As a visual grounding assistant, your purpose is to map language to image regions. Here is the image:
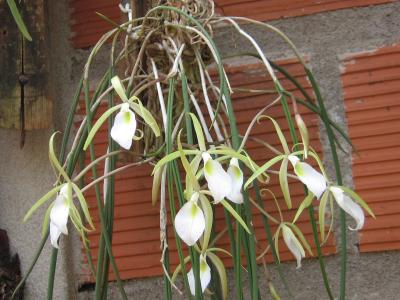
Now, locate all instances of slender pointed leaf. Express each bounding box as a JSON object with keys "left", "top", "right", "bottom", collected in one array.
[
  {"left": 337, "top": 186, "right": 375, "bottom": 218},
  {"left": 199, "top": 194, "right": 213, "bottom": 252},
  {"left": 293, "top": 192, "right": 314, "bottom": 223},
  {"left": 83, "top": 105, "right": 122, "bottom": 150},
  {"left": 244, "top": 155, "right": 285, "bottom": 189},
  {"left": 111, "top": 76, "right": 128, "bottom": 102},
  {"left": 130, "top": 100, "right": 160, "bottom": 137},
  {"left": 72, "top": 183, "right": 95, "bottom": 229},
  {"left": 23, "top": 185, "right": 62, "bottom": 222},
  {"left": 6, "top": 0, "right": 32, "bottom": 41},
  {"left": 189, "top": 113, "right": 206, "bottom": 151},
  {"left": 220, "top": 200, "right": 250, "bottom": 234},
  {"left": 279, "top": 158, "right": 292, "bottom": 209},
  {"left": 318, "top": 191, "right": 329, "bottom": 242}
]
